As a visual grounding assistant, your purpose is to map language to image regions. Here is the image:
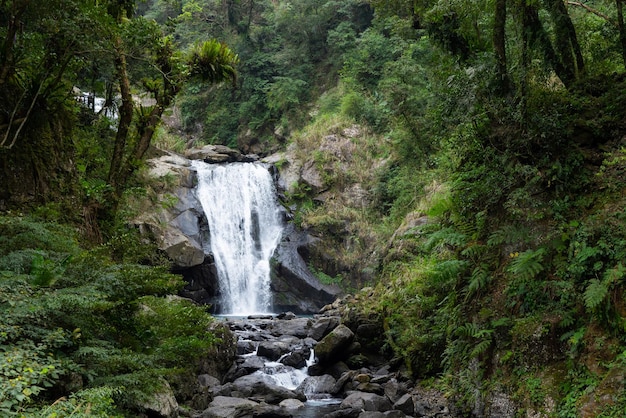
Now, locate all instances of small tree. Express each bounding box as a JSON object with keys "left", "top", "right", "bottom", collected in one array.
[{"left": 104, "top": 1, "right": 239, "bottom": 216}]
